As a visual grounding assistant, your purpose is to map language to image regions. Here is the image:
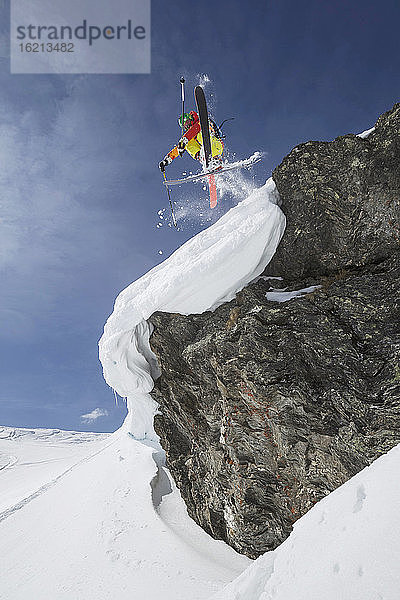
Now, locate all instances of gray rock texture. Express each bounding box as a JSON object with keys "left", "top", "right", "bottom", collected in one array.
[
  {"left": 149, "top": 103, "right": 400, "bottom": 559},
  {"left": 266, "top": 103, "right": 400, "bottom": 279}
]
